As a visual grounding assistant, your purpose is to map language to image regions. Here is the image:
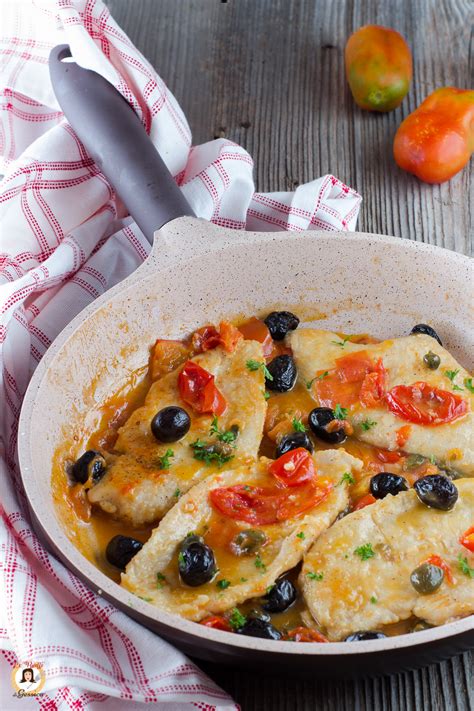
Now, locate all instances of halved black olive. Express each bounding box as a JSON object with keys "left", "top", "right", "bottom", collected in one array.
[
  {"left": 178, "top": 534, "right": 216, "bottom": 587},
  {"left": 237, "top": 618, "right": 282, "bottom": 640},
  {"left": 370, "top": 472, "right": 409, "bottom": 499},
  {"left": 106, "top": 535, "right": 143, "bottom": 570},
  {"left": 423, "top": 351, "right": 441, "bottom": 370},
  {"left": 230, "top": 529, "right": 267, "bottom": 556},
  {"left": 151, "top": 406, "right": 191, "bottom": 443},
  {"left": 264, "top": 311, "right": 300, "bottom": 341},
  {"left": 275, "top": 431, "right": 313, "bottom": 458},
  {"left": 410, "top": 562, "right": 444, "bottom": 594},
  {"left": 410, "top": 324, "right": 442, "bottom": 345},
  {"left": 345, "top": 631, "right": 387, "bottom": 641},
  {"left": 413, "top": 474, "right": 458, "bottom": 511},
  {"left": 263, "top": 577, "right": 297, "bottom": 613},
  {"left": 71, "top": 450, "right": 106, "bottom": 484},
  {"left": 265, "top": 355, "right": 297, "bottom": 392},
  {"left": 308, "top": 407, "right": 346, "bottom": 444}
]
